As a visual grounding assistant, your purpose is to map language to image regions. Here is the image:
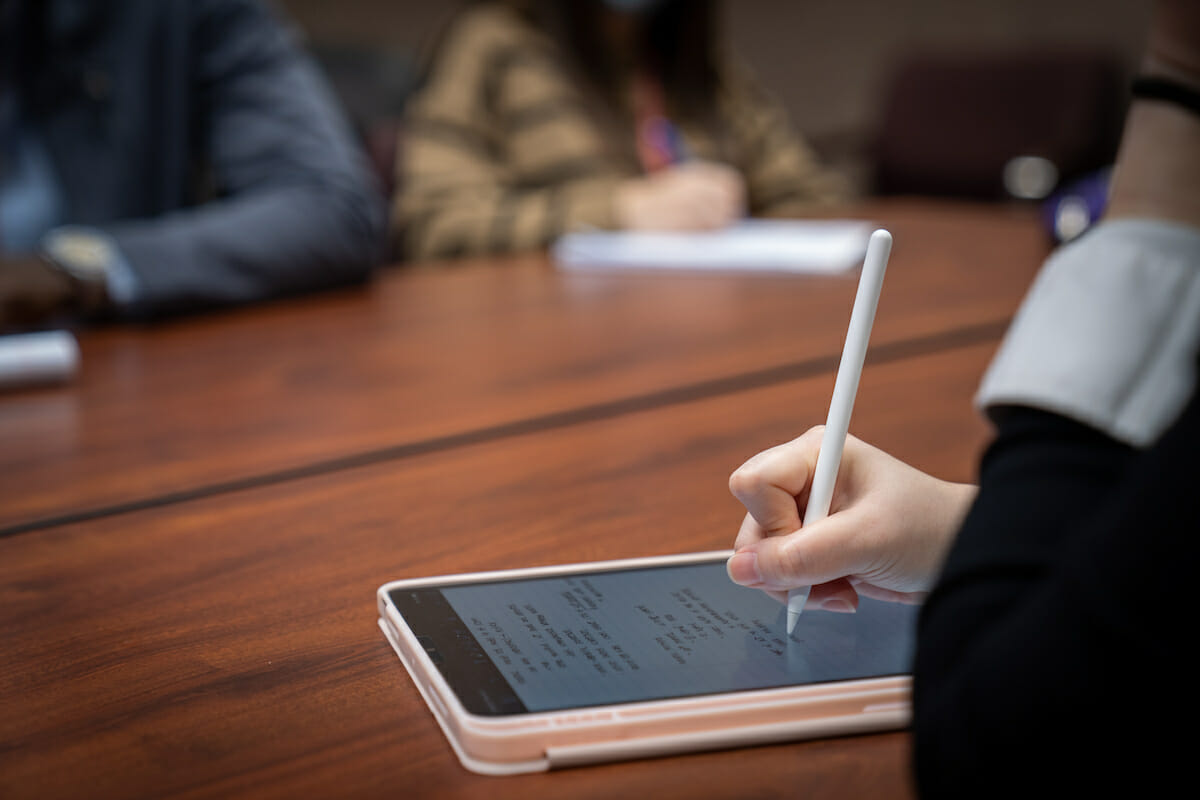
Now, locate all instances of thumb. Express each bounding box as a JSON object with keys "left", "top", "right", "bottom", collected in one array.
[{"left": 727, "top": 510, "right": 871, "bottom": 591}]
